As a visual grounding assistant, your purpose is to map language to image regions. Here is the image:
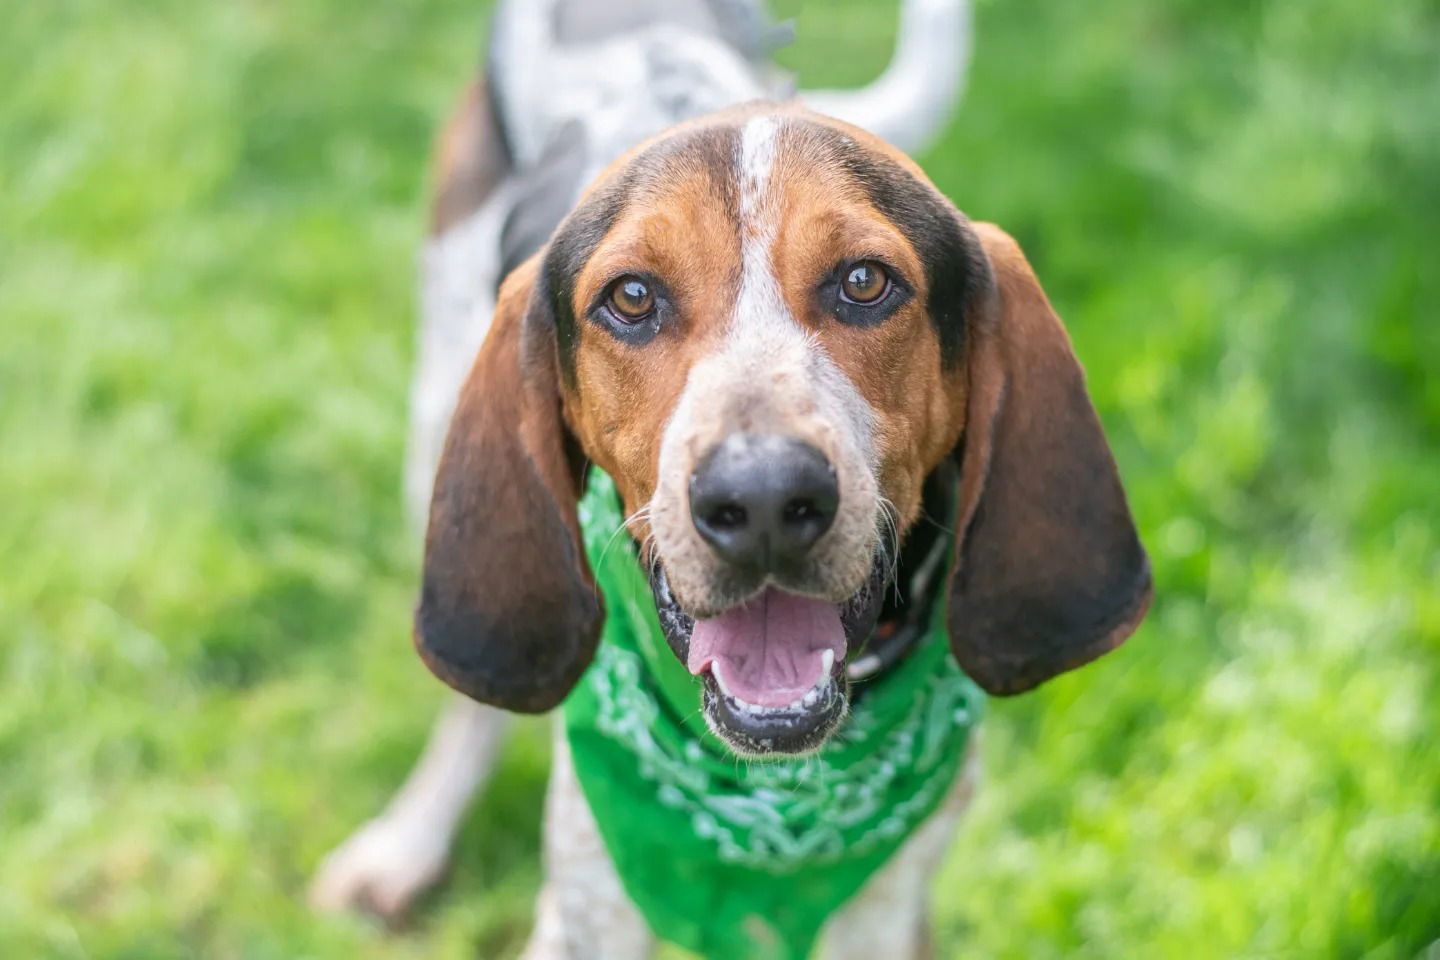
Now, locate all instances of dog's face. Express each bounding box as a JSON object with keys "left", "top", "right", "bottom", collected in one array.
[
  {"left": 555, "top": 112, "right": 979, "bottom": 751},
  {"left": 416, "top": 106, "right": 1151, "bottom": 756}
]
